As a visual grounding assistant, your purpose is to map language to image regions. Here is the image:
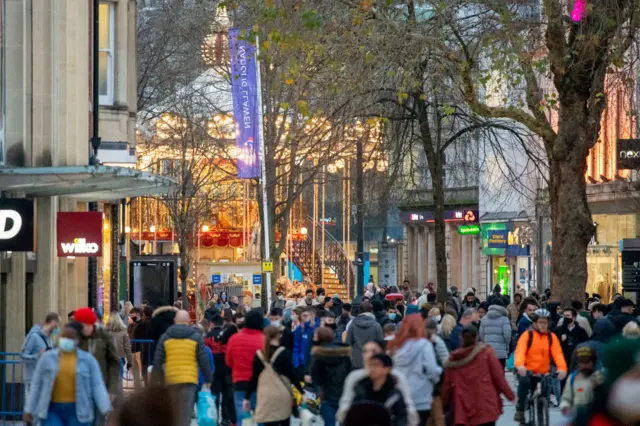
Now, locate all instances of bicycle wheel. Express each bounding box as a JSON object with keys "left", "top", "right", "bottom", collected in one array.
[
  {"left": 536, "top": 397, "right": 549, "bottom": 426},
  {"left": 526, "top": 398, "right": 536, "bottom": 426}
]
